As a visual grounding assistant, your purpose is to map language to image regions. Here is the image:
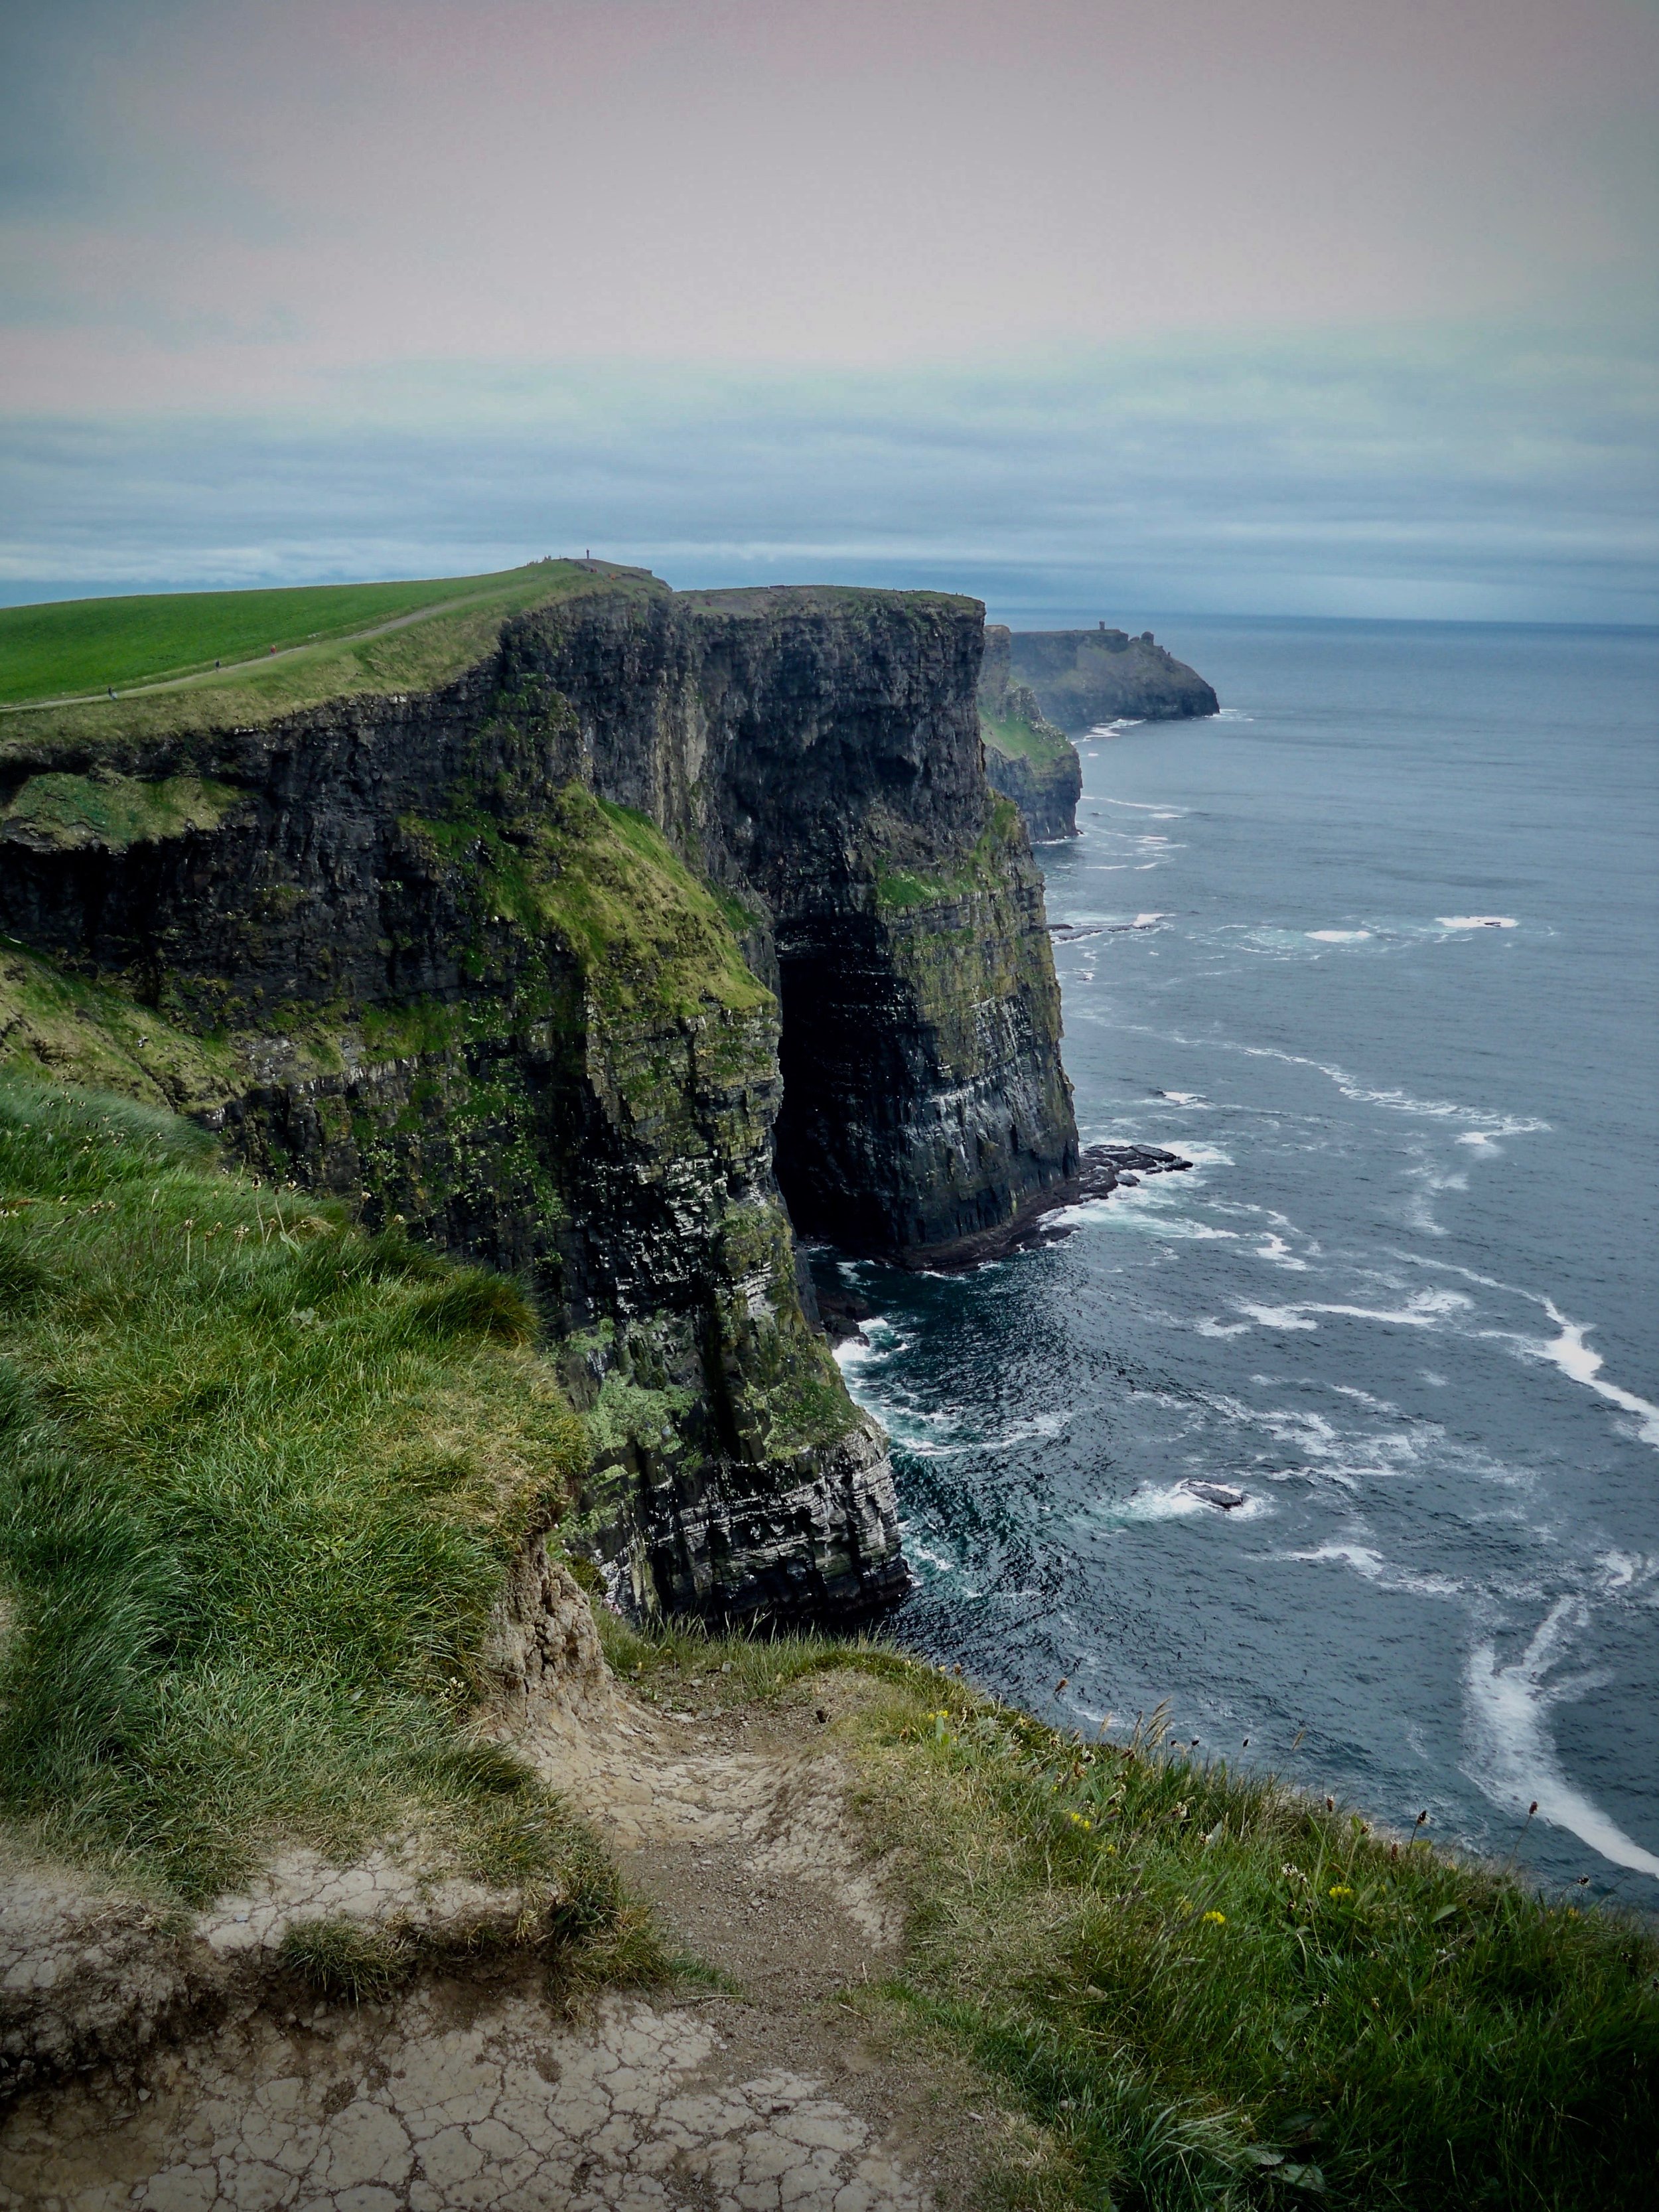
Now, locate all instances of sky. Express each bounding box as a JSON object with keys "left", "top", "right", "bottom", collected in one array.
[{"left": 2, "top": 0, "right": 1656, "bottom": 622}]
